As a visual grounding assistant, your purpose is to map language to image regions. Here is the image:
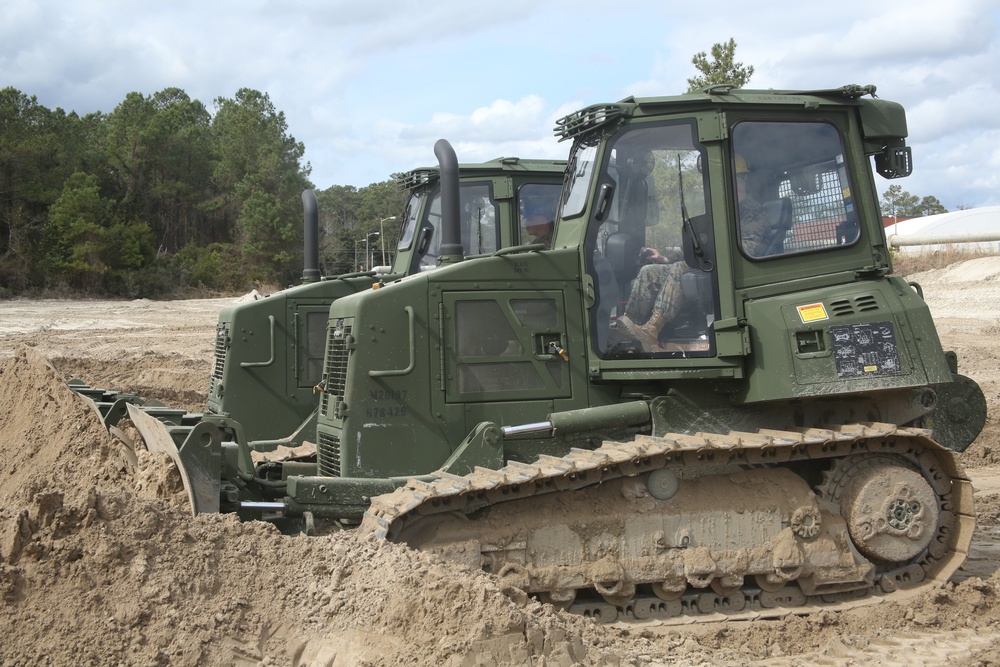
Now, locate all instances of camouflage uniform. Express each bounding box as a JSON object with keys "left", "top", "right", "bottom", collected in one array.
[
  {"left": 738, "top": 197, "right": 771, "bottom": 257},
  {"left": 623, "top": 261, "right": 687, "bottom": 331}
]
